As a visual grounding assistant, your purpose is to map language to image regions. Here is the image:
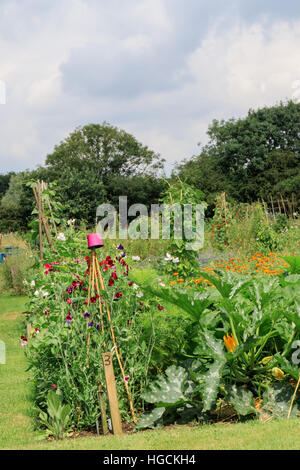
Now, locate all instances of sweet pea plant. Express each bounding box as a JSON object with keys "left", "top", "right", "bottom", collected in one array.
[{"left": 24, "top": 232, "right": 171, "bottom": 430}]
